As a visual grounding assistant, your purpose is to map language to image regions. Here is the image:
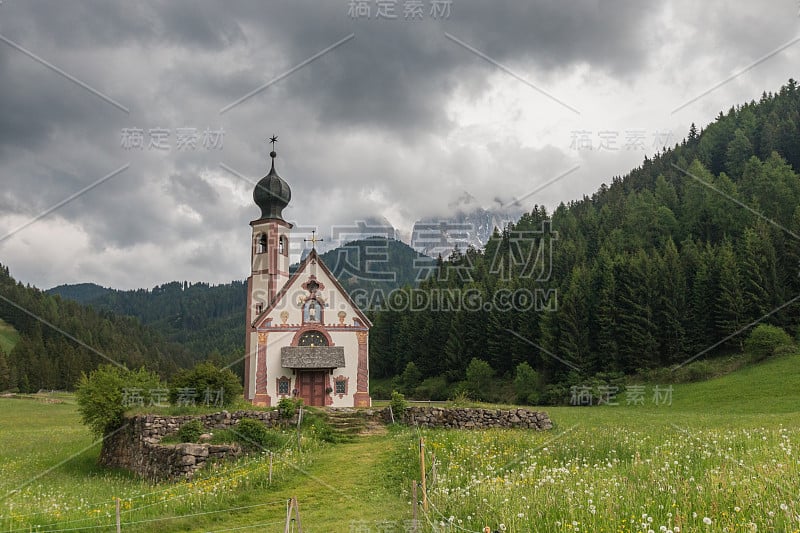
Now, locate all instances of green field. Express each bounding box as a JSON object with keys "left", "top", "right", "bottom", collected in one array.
[
  {"left": 1, "top": 353, "right": 799, "bottom": 532},
  {"left": 0, "top": 319, "right": 19, "bottom": 355}
]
